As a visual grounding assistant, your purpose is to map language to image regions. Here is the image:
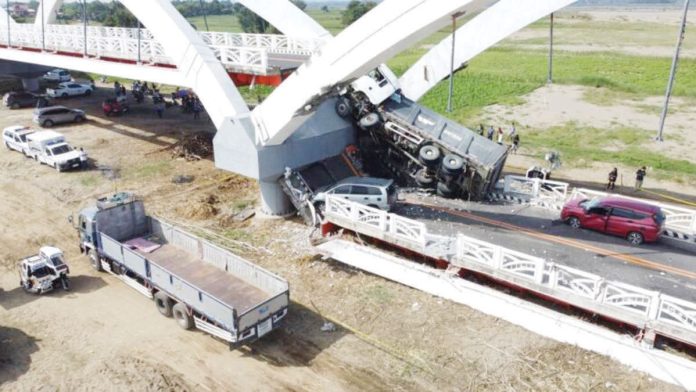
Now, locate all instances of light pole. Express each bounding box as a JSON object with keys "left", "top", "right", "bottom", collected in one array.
[
  {"left": 657, "top": 0, "right": 690, "bottom": 142},
  {"left": 548, "top": 12, "right": 554, "bottom": 84},
  {"left": 41, "top": 0, "right": 45, "bottom": 51},
  {"left": 6, "top": 0, "right": 10, "bottom": 48},
  {"left": 447, "top": 11, "right": 466, "bottom": 113},
  {"left": 82, "top": 0, "right": 87, "bottom": 57},
  {"left": 199, "top": 0, "right": 209, "bottom": 32}
]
